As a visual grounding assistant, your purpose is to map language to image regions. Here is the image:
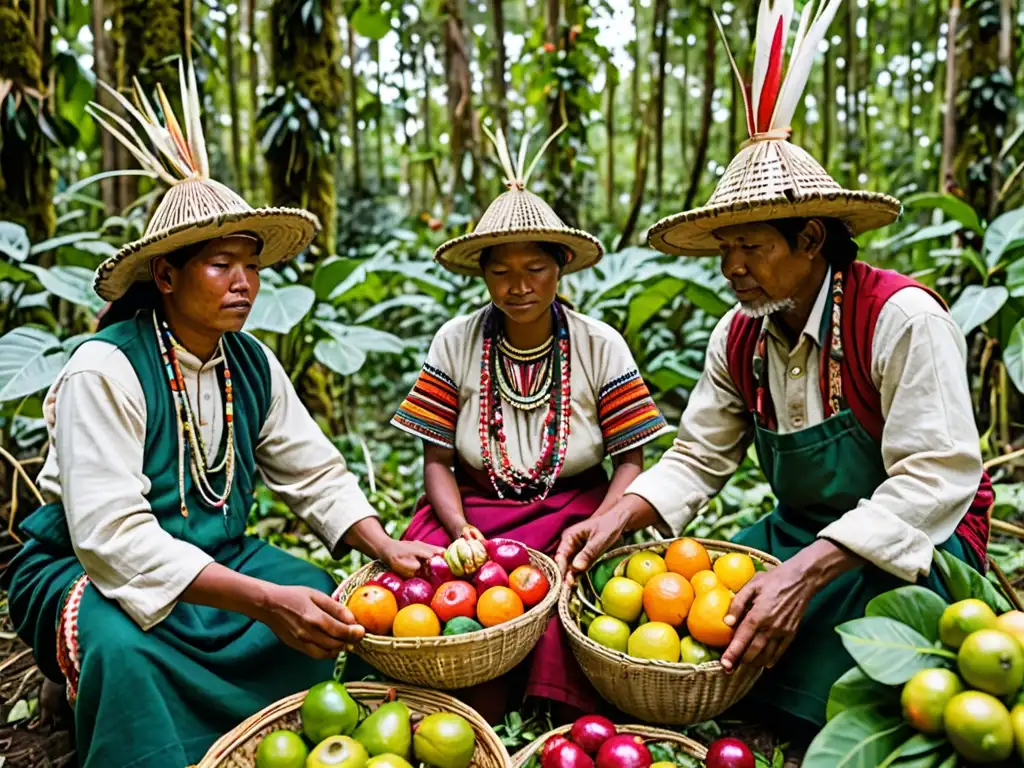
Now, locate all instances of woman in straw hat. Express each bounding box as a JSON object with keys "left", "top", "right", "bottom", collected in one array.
[
  {"left": 555, "top": 0, "right": 992, "bottom": 735},
  {"left": 1, "top": 63, "right": 440, "bottom": 768},
  {"left": 375, "top": 122, "right": 671, "bottom": 720}
]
